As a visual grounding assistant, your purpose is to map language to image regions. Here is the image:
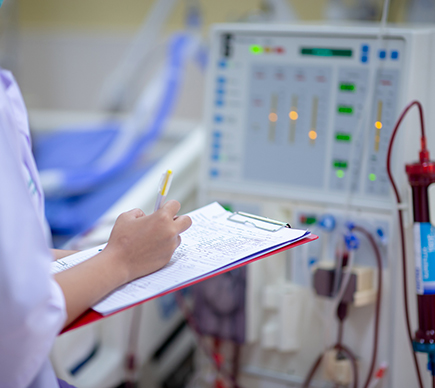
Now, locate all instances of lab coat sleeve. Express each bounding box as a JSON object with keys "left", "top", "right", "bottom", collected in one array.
[{"left": 0, "top": 83, "right": 66, "bottom": 388}]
